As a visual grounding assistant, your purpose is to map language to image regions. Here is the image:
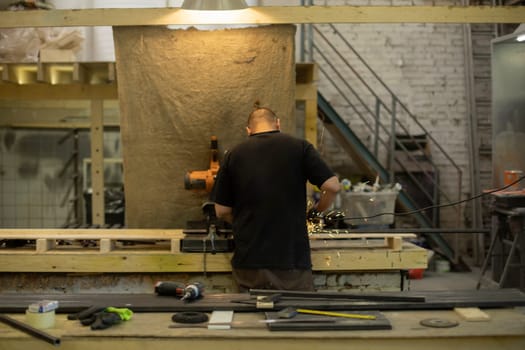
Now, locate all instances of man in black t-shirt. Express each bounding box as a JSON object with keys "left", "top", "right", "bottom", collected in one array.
[{"left": 214, "top": 106, "right": 340, "bottom": 291}]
